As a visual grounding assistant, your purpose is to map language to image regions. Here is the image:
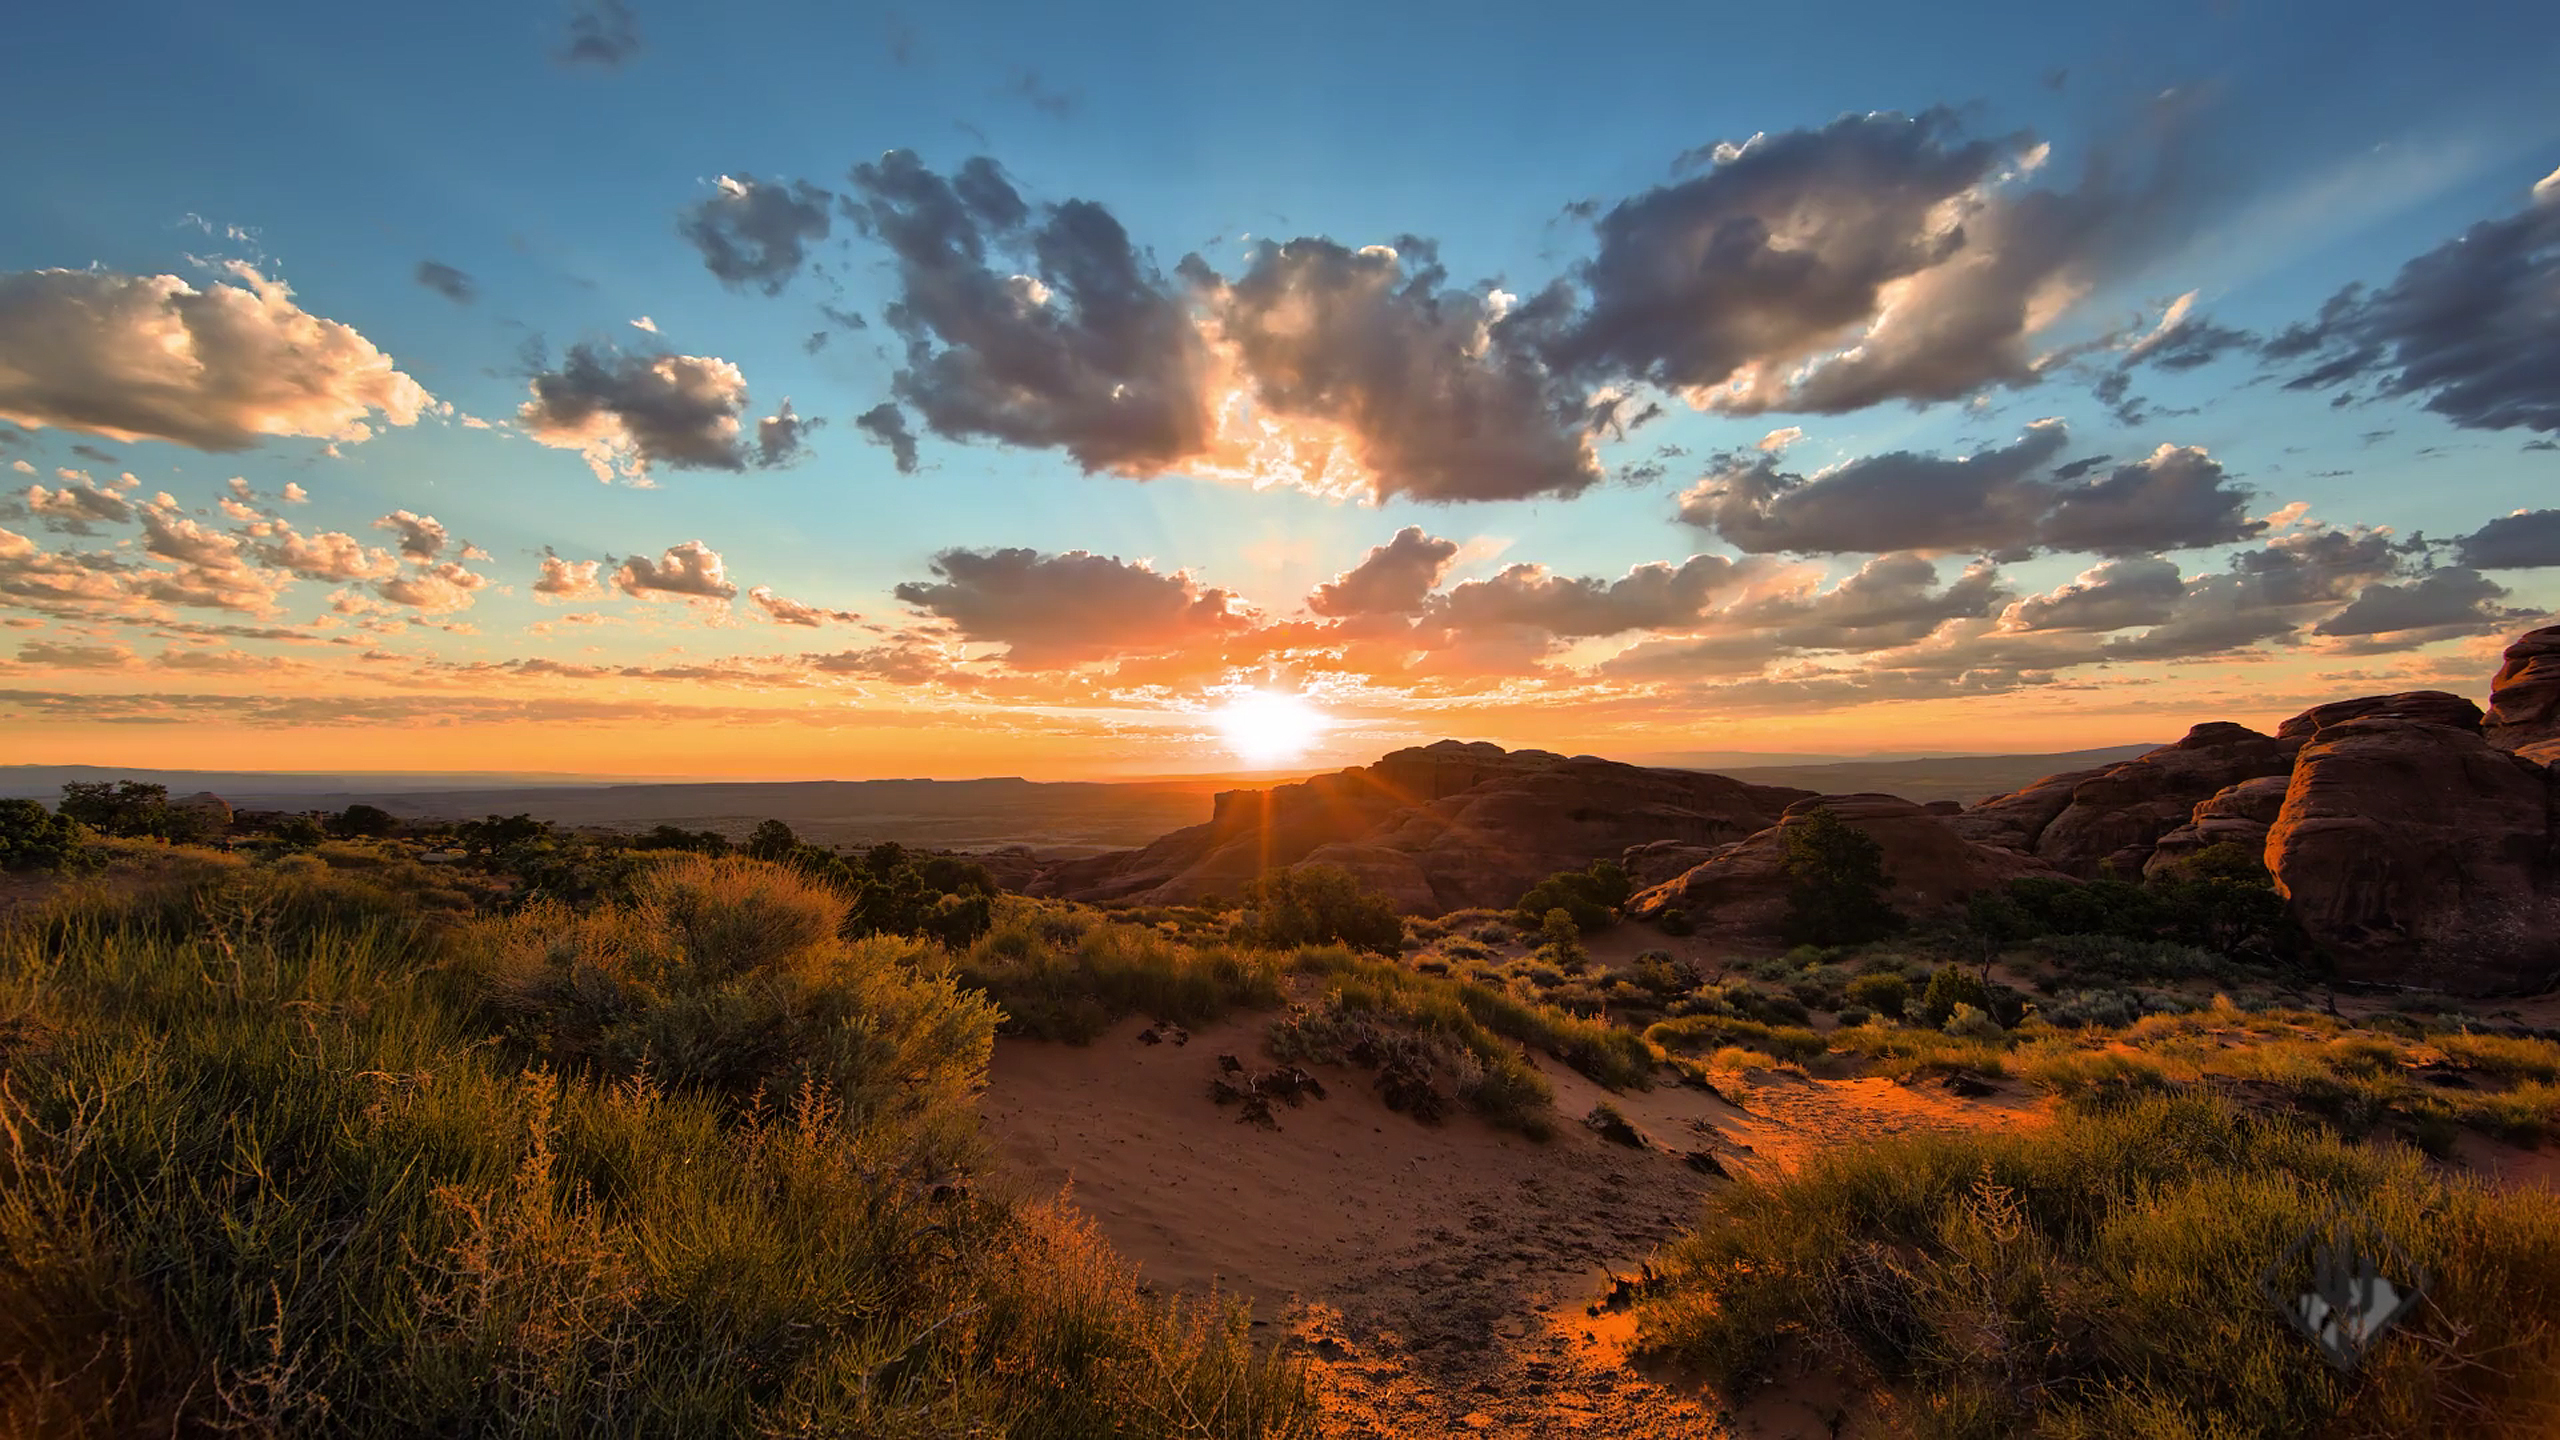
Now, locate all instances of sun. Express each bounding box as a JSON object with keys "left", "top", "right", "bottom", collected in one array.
[{"left": 1211, "top": 690, "right": 1329, "bottom": 768}]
